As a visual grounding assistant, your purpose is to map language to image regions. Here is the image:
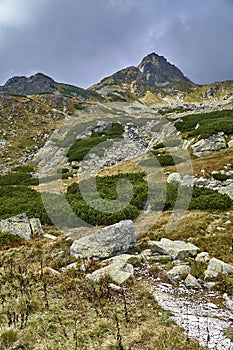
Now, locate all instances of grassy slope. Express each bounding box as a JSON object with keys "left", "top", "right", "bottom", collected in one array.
[{"left": 1, "top": 95, "right": 233, "bottom": 348}]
